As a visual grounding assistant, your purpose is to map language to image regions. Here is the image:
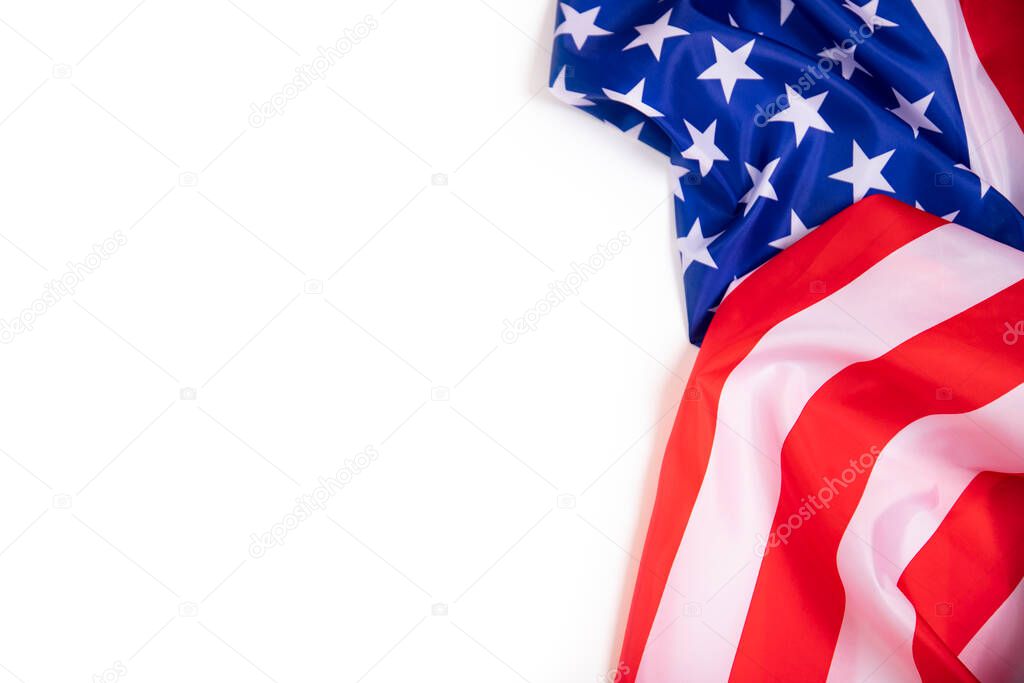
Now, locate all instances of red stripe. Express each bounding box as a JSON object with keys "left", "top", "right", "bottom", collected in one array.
[
  {"left": 618, "top": 197, "right": 946, "bottom": 680},
  {"left": 899, "top": 471, "right": 1024, "bottom": 682},
  {"left": 728, "top": 279, "right": 1024, "bottom": 682},
  {"left": 960, "top": 0, "right": 1024, "bottom": 132}
]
